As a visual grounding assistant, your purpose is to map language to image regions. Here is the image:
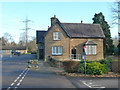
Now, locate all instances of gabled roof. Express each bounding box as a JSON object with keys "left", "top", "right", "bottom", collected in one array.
[
  {"left": 85, "top": 40, "right": 97, "bottom": 45},
  {"left": 2, "top": 46, "right": 26, "bottom": 50},
  {"left": 36, "top": 30, "right": 47, "bottom": 44},
  {"left": 44, "top": 18, "right": 71, "bottom": 37},
  {"left": 38, "top": 16, "right": 105, "bottom": 42},
  {"left": 45, "top": 17, "right": 105, "bottom": 38},
  {"left": 61, "top": 23, "right": 105, "bottom": 38}
]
